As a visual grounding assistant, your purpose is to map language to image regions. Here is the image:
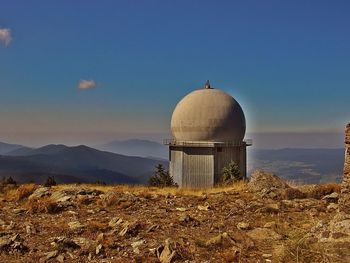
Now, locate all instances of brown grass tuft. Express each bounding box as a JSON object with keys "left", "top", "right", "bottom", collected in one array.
[
  {"left": 23, "top": 197, "right": 62, "bottom": 214},
  {"left": 274, "top": 229, "right": 342, "bottom": 263},
  {"left": 283, "top": 187, "right": 307, "bottom": 200},
  {"left": 15, "top": 184, "right": 38, "bottom": 201},
  {"left": 86, "top": 221, "right": 108, "bottom": 232},
  {"left": 307, "top": 183, "right": 341, "bottom": 200}
]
